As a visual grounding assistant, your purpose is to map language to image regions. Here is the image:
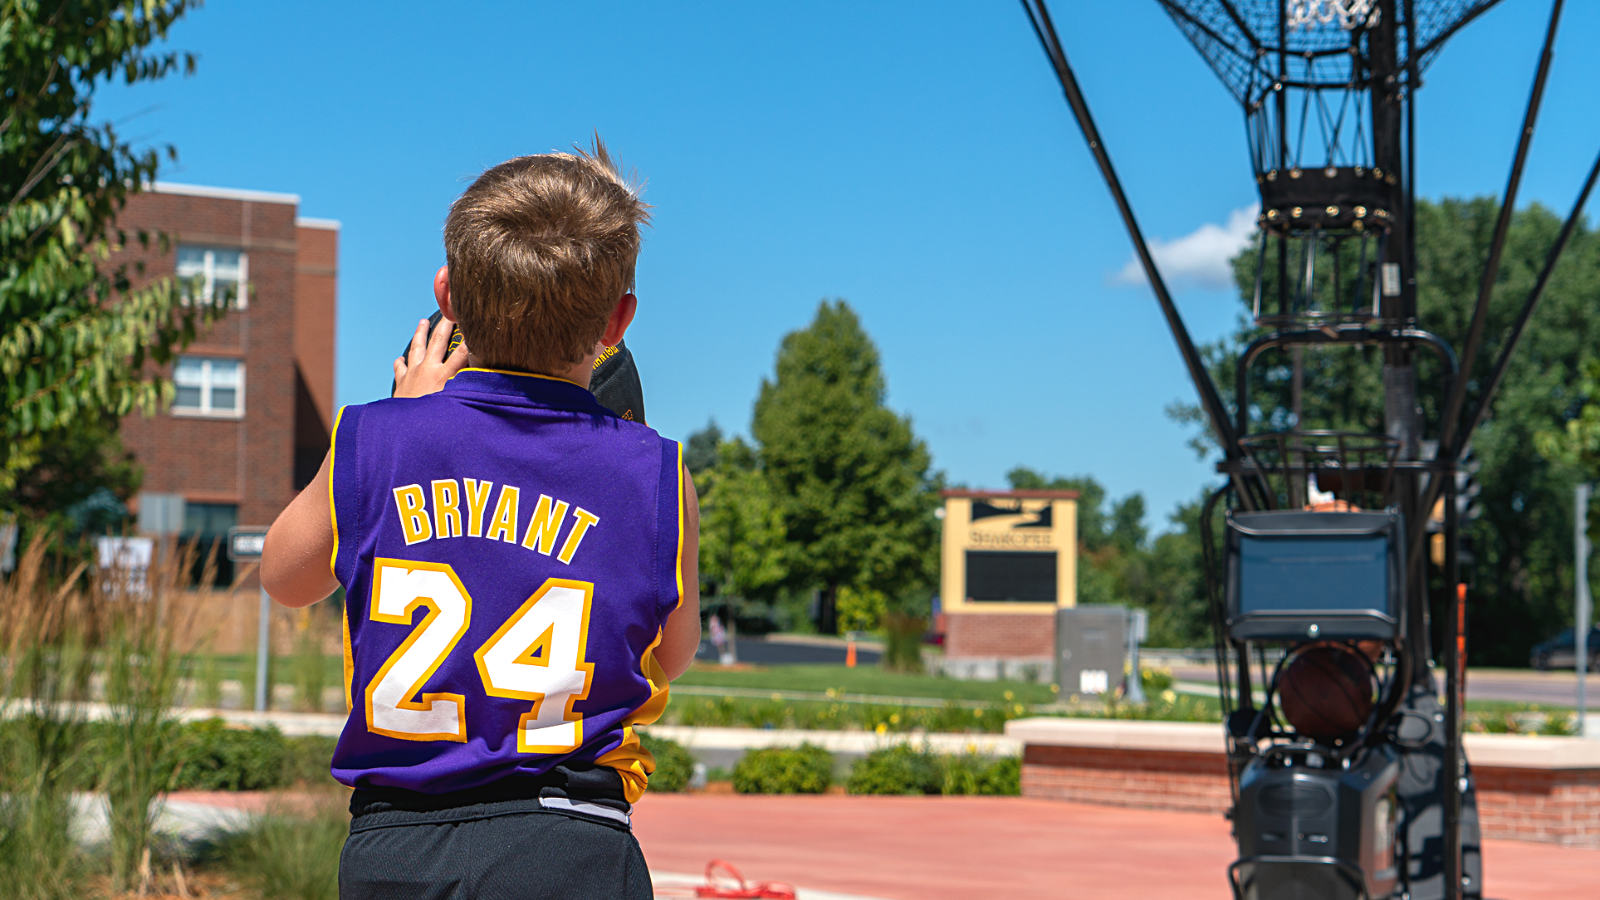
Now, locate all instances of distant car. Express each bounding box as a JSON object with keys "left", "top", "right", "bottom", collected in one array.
[{"left": 1529, "top": 626, "right": 1600, "bottom": 671}]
